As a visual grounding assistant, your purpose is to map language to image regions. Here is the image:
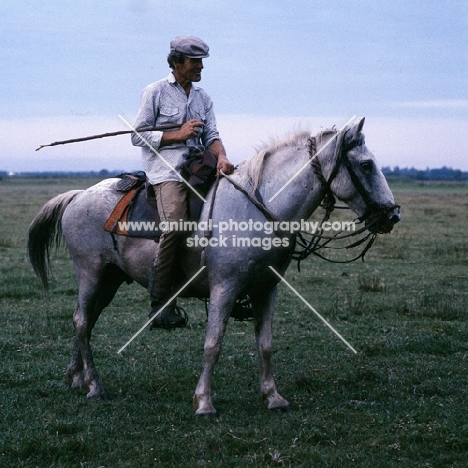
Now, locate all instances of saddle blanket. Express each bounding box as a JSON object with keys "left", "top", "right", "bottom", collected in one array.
[{"left": 104, "top": 182, "right": 162, "bottom": 240}]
